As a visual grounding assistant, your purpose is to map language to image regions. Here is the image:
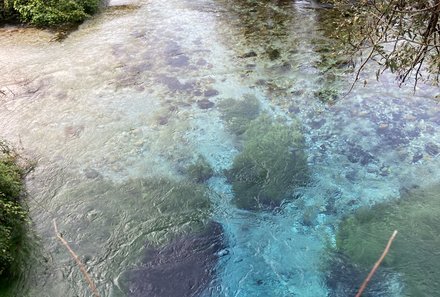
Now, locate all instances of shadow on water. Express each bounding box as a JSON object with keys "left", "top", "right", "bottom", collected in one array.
[{"left": 117, "top": 222, "right": 225, "bottom": 297}]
